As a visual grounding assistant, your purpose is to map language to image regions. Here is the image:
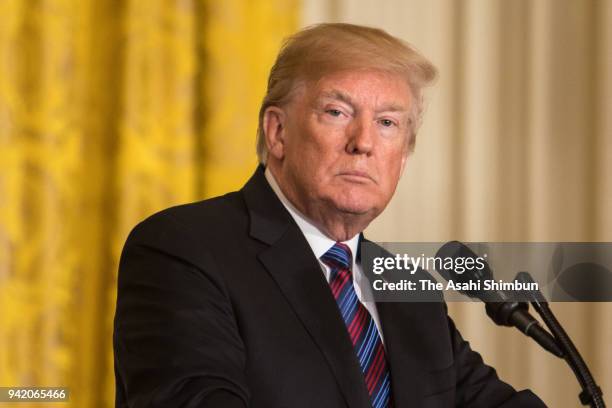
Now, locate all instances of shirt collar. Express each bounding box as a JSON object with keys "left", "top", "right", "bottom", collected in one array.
[{"left": 264, "top": 167, "right": 360, "bottom": 262}]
